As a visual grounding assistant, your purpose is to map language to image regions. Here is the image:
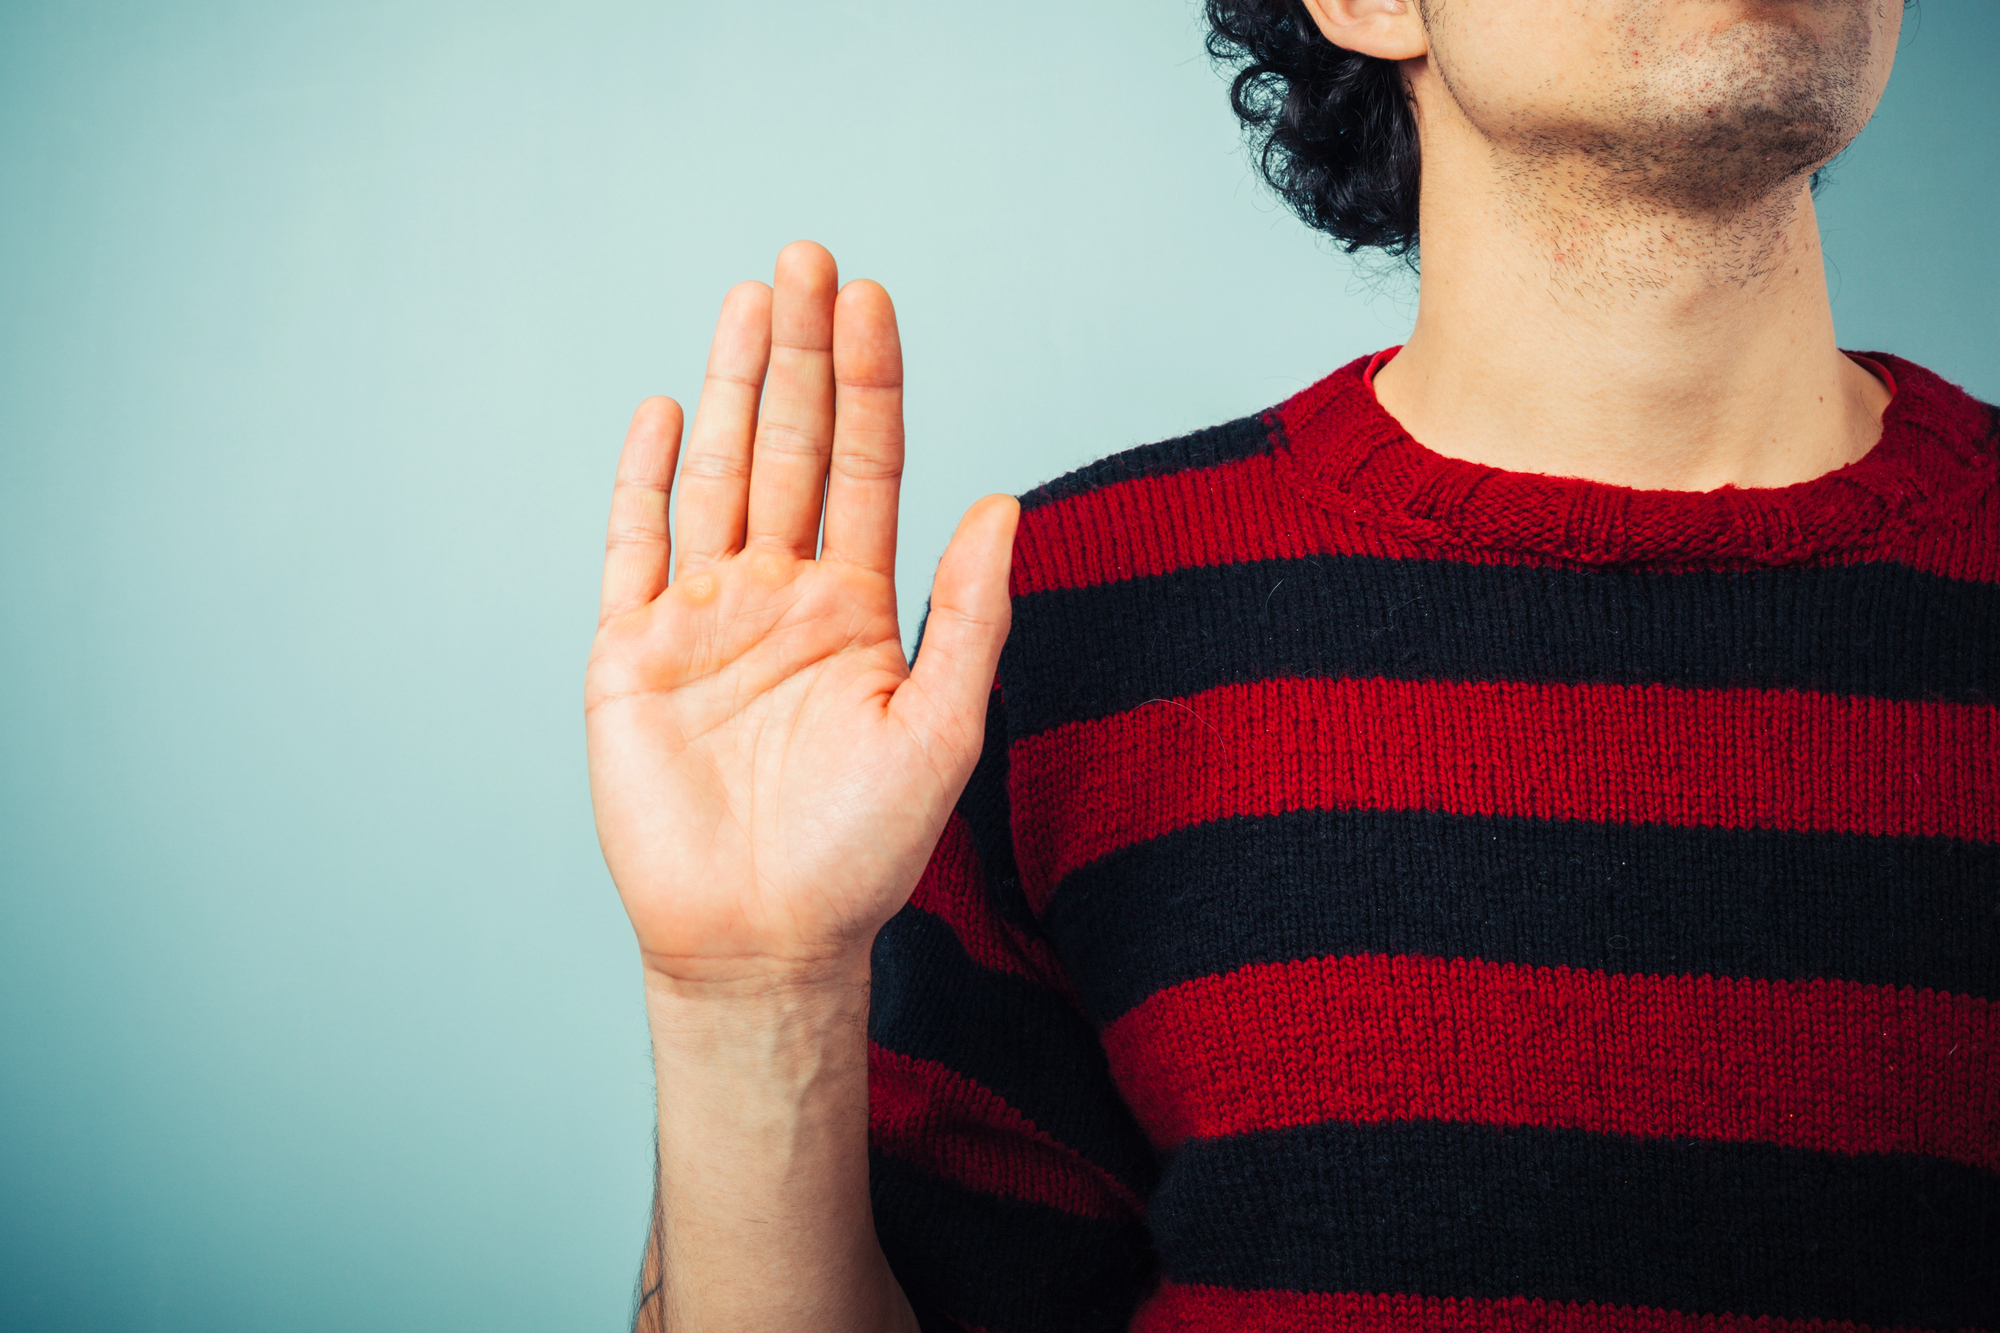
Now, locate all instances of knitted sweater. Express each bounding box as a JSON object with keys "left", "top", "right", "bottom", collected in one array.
[{"left": 867, "top": 351, "right": 2000, "bottom": 1333}]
